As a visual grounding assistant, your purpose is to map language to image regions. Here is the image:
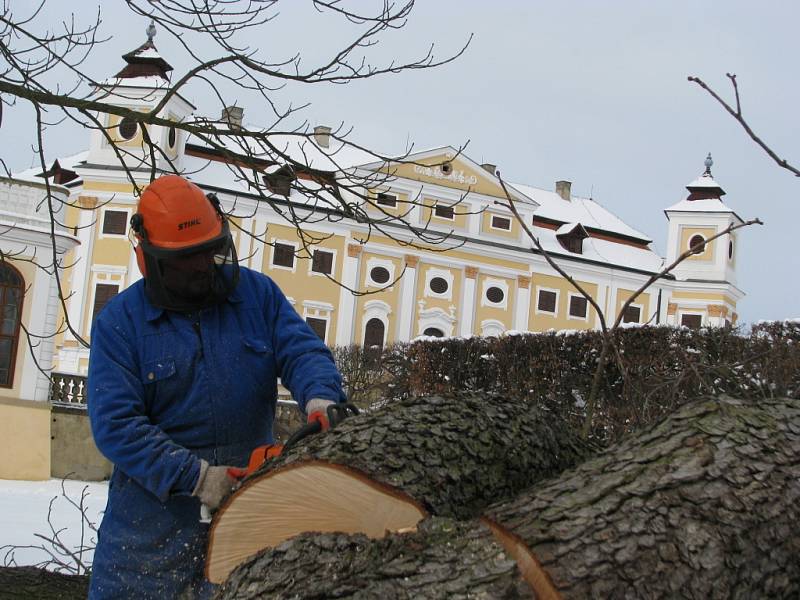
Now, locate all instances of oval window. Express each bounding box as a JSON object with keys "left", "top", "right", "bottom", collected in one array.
[
  {"left": 168, "top": 126, "right": 177, "bottom": 149},
  {"left": 440, "top": 162, "right": 453, "bottom": 175},
  {"left": 688, "top": 234, "right": 705, "bottom": 255},
  {"left": 429, "top": 276, "right": 448, "bottom": 294},
  {"left": 423, "top": 327, "right": 444, "bottom": 338},
  {"left": 728, "top": 240, "right": 734, "bottom": 260},
  {"left": 486, "top": 286, "right": 504, "bottom": 304},
  {"left": 370, "top": 266, "right": 390, "bottom": 284},
  {"left": 118, "top": 116, "right": 139, "bottom": 140}
]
